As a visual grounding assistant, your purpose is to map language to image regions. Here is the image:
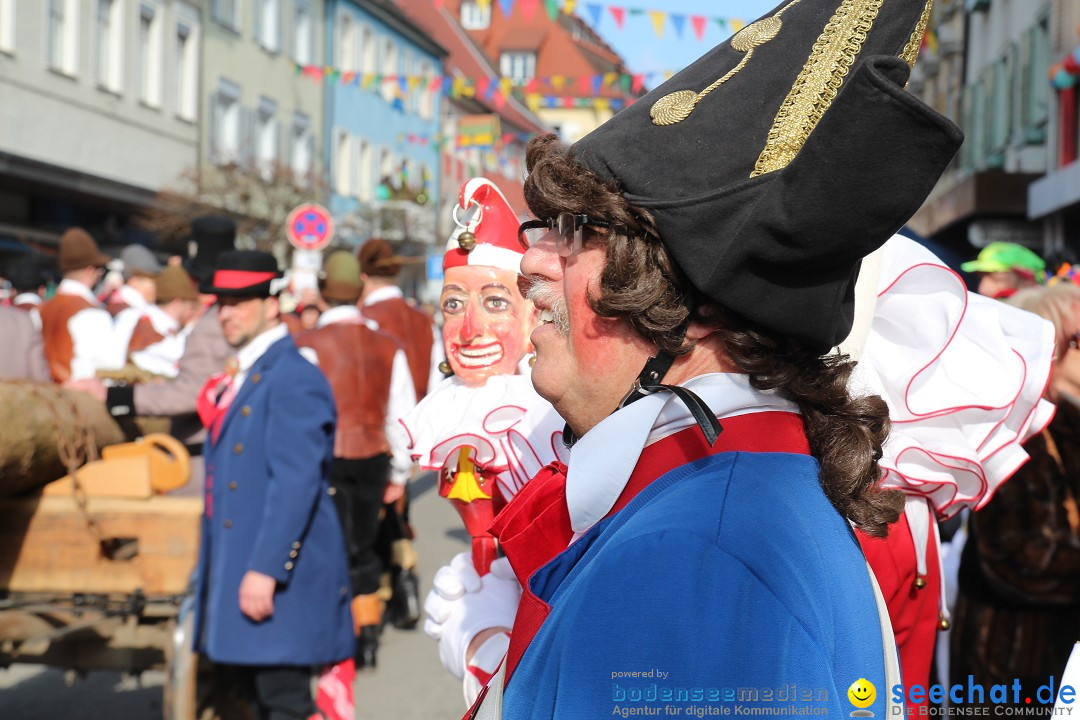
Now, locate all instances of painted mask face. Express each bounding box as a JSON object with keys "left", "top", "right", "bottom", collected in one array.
[{"left": 440, "top": 265, "right": 538, "bottom": 387}]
